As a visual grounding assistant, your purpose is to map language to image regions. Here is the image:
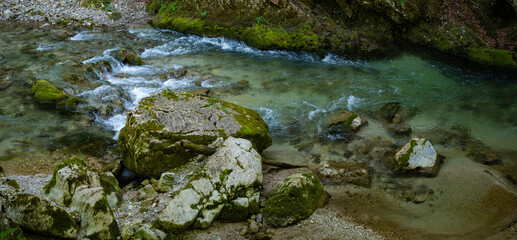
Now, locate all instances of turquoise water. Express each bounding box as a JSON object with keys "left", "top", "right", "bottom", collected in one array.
[{"left": 0, "top": 23, "right": 516, "bottom": 238}]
